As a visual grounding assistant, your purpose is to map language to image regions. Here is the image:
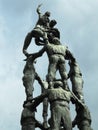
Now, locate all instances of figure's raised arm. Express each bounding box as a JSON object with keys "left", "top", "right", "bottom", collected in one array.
[{"left": 36, "top": 4, "right": 42, "bottom": 17}]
